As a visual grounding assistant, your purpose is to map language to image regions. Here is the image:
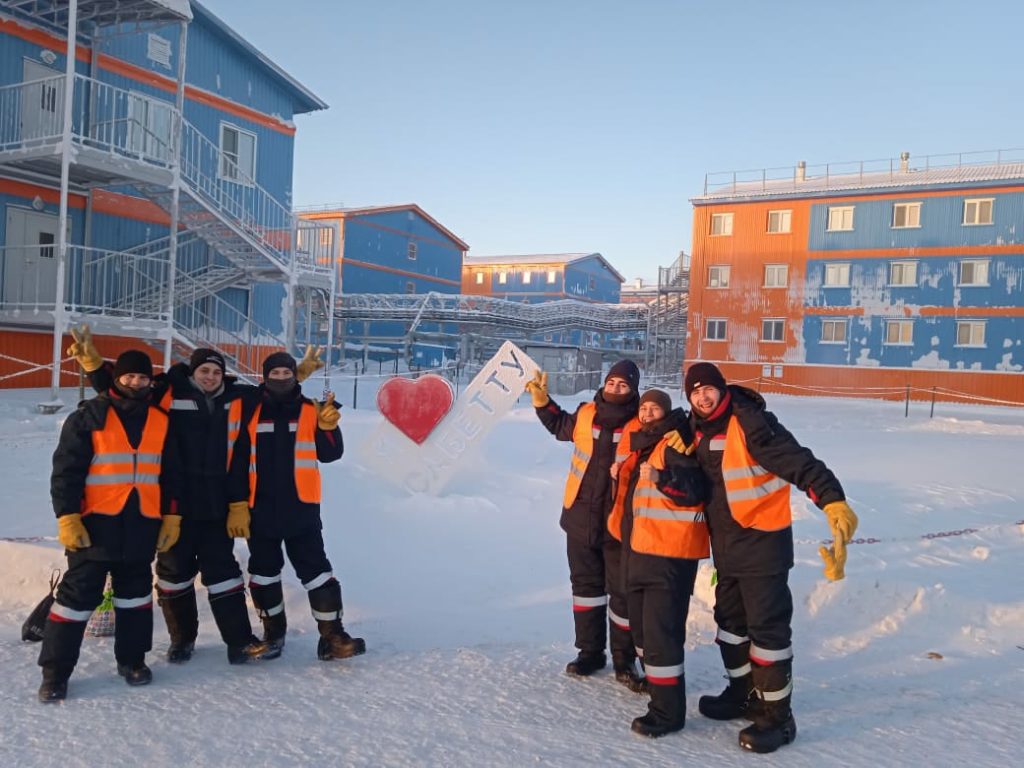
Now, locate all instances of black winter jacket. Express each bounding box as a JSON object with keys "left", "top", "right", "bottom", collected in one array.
[
  {"left": 51, "top": 393, "right": 180, "bottom": 562},
  {"left": 536, "top": 390, "right": 639, "bottom": 546},
  {"left": 228, "top": 384, "right": 343, "bottom": 539},
  {"left": 690, "top": 386, "right": 845, "bottom": 577}
]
